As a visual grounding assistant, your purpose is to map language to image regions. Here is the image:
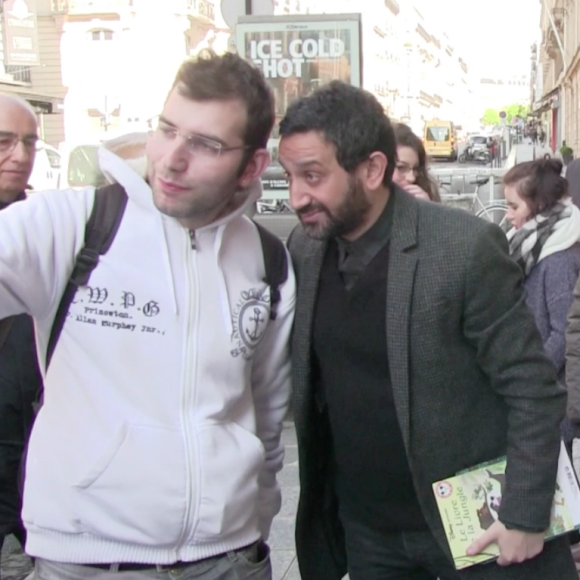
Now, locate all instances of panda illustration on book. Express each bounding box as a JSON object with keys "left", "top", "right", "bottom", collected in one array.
[{"left": 476, "top": 470, "right": 505, "bottom": 530}]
